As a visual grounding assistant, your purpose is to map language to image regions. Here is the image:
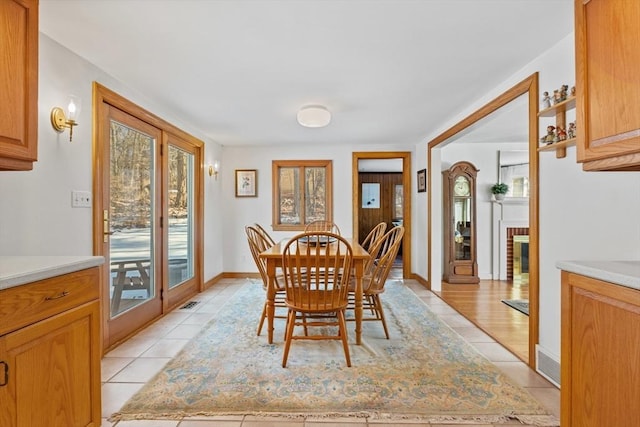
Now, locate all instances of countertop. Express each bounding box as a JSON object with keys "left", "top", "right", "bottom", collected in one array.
[
  {"left": 556, "top": 260, "right": 640, "bottom": 291},
  {"left": 0, "top": 256, "right": 105, "bottom": 291}
]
